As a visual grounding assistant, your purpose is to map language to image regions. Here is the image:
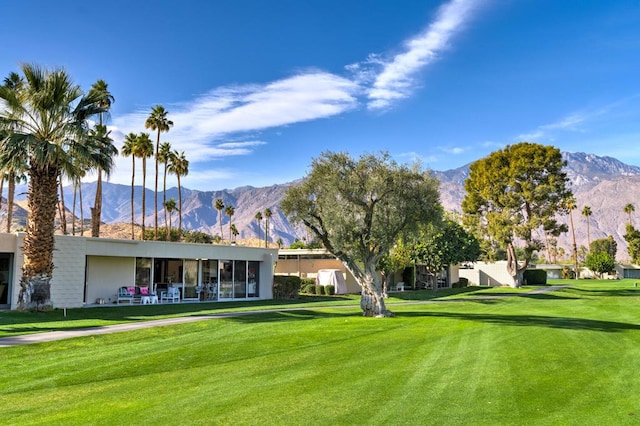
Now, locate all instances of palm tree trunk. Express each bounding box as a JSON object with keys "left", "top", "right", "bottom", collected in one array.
[
  {"left": 58, "top": 178, "right": 68, "bottom": 234},
  {"left": 6, "top": 174, "right": 15, "bottom": 233},
  {"left": 91, "top": 169, "right": 103, "bottom": 237},
  {"left": 79, "top": 181, "right": 84, "bottom": 236},
  {"left": 154, "top": 132, "right": 160, "bottom": 240},
  {"left": 163, "top": 165, "right": 168, "bottom": 229},
  {"left": 142, "top": 157, "right": 147, "bottom": 240},
  {"left": 177, "top": 174, "right": 182, "bottom": 241},
  {"left": 72, "top": 180, "right": 77, "bottom": 235},
  {"left": 586, "top": 216, "right": 591, "bottom": 252},
  {"left": 569, "top": 210, "right": 579, "bottom": 279},
  {"left": 0, "top": 175, "right": 4, "bottom": 221},
  {"left": 19, "top": 165, "right": 58, "bottom": 310},
  {"left": 131, "top": 157, "right": 136, "bottom": 240}
]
